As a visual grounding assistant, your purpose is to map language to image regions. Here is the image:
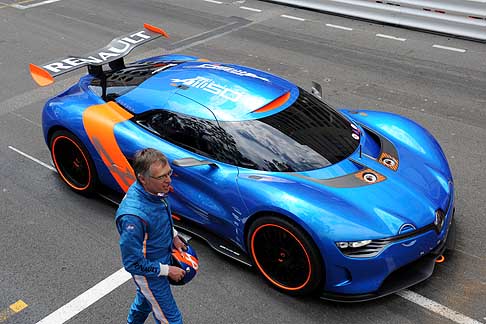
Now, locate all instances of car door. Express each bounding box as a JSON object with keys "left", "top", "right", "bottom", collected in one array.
[{"left": 133, "top": 95, "right": 248, "bottom": 244}]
